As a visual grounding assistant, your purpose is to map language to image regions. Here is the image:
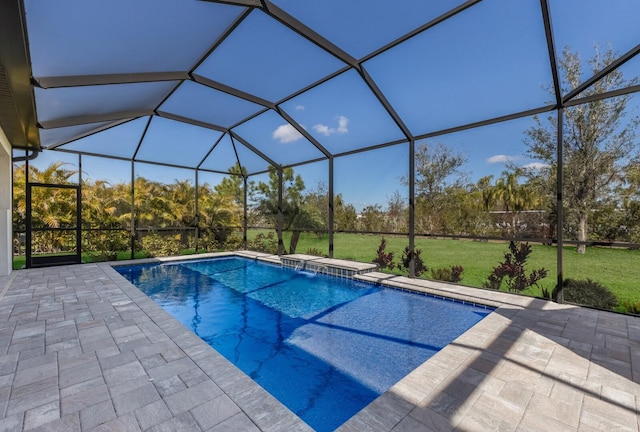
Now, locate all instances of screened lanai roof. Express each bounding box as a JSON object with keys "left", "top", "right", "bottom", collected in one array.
[{"left": 1, "top": 0, "right": 640, "bottom": 175}]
